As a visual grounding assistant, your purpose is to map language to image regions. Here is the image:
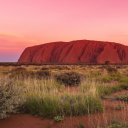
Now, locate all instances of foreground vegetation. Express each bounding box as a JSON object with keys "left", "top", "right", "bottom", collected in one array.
[{"left": 0, "top": 64, "right": 128, "bottom": 127}]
